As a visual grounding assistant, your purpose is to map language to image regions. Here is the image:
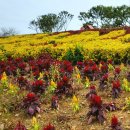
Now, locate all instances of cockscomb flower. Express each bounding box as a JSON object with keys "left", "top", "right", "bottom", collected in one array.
[
  {"left": 112, "top": 80, "right": 121, "bottom": 98},
  {"left": 32, "top": 80, "right": 45, "bottom": 94},
  {"left": 71, "top": 95, "right": 80, "bottom": 112},
  {"left": 51, "top": 96, "right": 58, "bottom": 109},
  {"left": 111, "top": 115, "right": 122, "bottom": 130},
  {"left": 90, "top": 85, "right": 96, "bottom": 90},
  {"left": 91, "top": 95, "right": 102, "bottom": 107},
  {"left": 48, "top": 80, "right": 57, "bottom": 93},
  {"left": 111, "top": 115, "right": 118, "bottom": 126},
  {"left": 31, "top": 116, "right": 40, "bottom": 130},
  {"left": 1, "top": 72, "right": 7, "bottom": 81},
  {"left": 43, "top": 123, "right": 55, "bottom": 130},
  {"left": 84, "top": 76, "right": 90, "bottom": 88},
  {"left": 101, "top": 64, "right": 108, "bottom": 73},
  {"left": 112, "top": 80, "right": 120, "bottom": 89},
  {"left": 14, "top": 121, "right": 27, "bottom": 130},
  {"left": 62, "top": 75, "right": 69, "bottom": 83},
  {"left": 122, "top": 78, "right": 130, "bottom": 92},
  {"left": 115, "top": 67, "right": 121, "bottom": 74},
  {"left": 23, "top": 92, "right": 40, "bottom": 116},
  {"left": 102, "top": 74, "right": 108, "bottom": 81},
  {"left": 26, "top": 92, "right": 37, "bottom": 102},
  {"left": 87, "top": 94, "right": 106, "bottom": 124},
  {"left": 86, "top": 85, "right": 97, "bottom": 100}
]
